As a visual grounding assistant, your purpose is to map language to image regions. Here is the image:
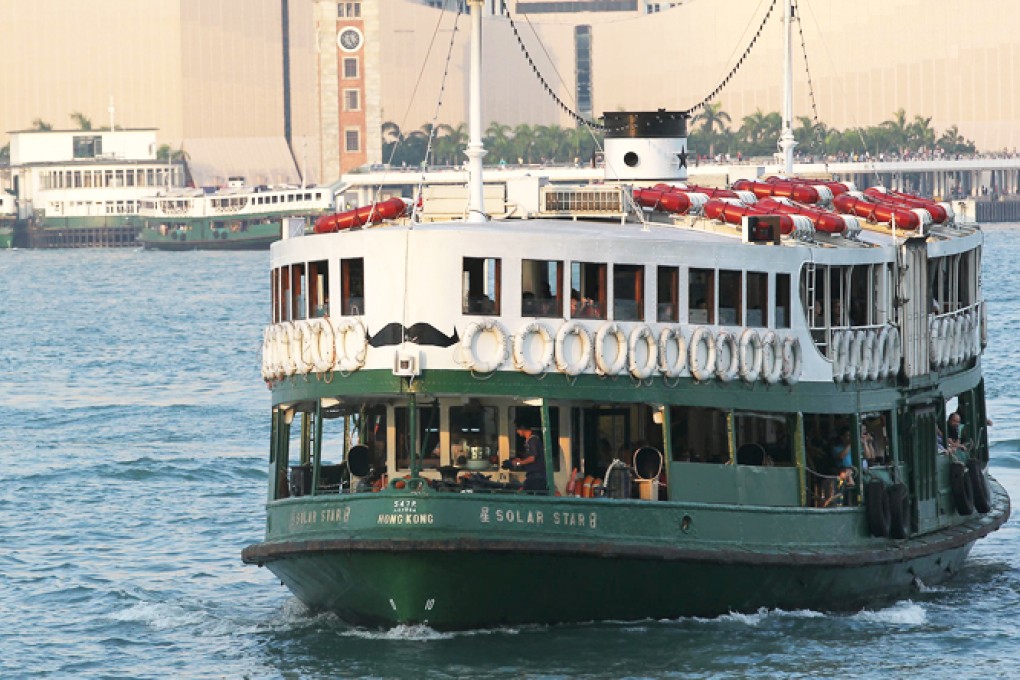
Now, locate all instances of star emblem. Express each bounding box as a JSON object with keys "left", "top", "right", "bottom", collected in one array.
[{"left": 676, "top": 147, "right": 688, "bottom": 169}]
